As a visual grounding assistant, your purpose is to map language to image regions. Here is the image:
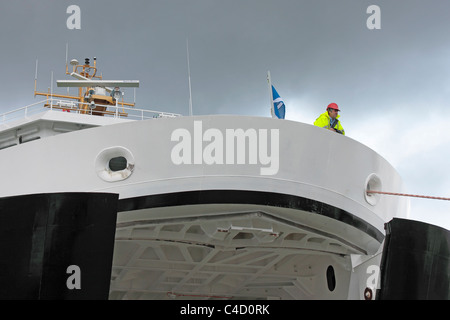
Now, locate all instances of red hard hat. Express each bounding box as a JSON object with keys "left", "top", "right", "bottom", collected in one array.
[{"left": 327, "top": 103, "right": 340, "bottom": 111}]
